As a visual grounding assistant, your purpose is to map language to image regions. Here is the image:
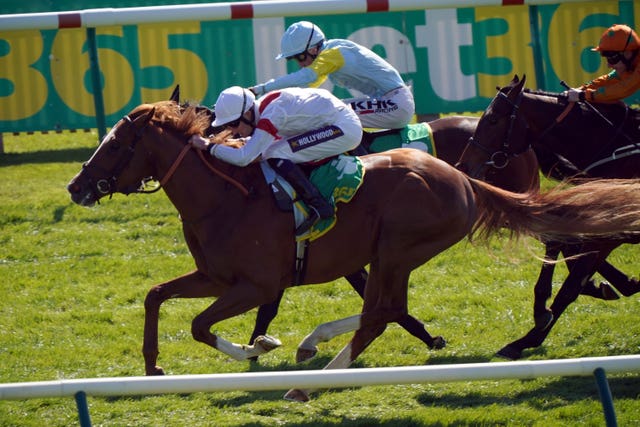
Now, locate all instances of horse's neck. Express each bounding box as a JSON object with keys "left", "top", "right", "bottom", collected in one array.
[
  {"left": 524, "top": 95, "right": 621, "bottom": 167},
  {"left": 147, "top": 135, "right": 261, "bottom": 223}
]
